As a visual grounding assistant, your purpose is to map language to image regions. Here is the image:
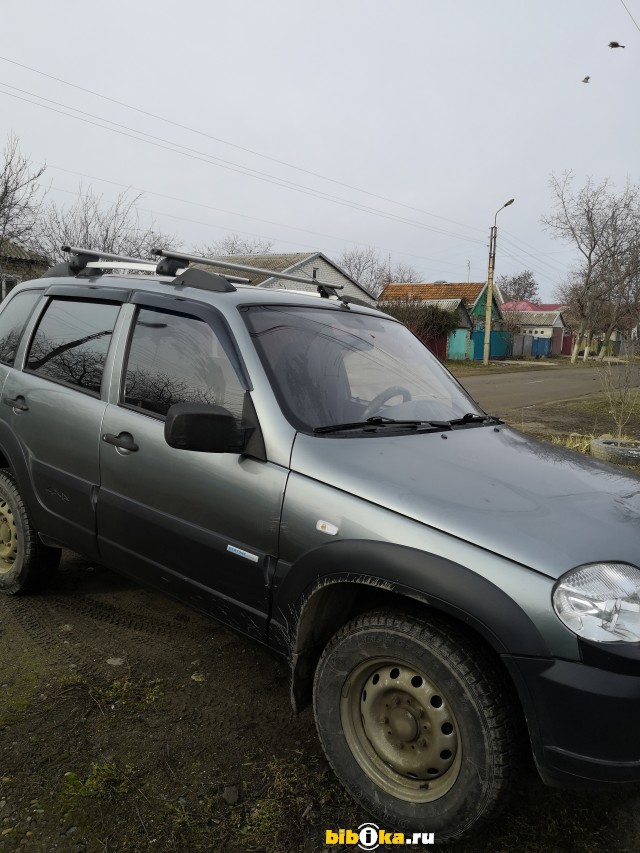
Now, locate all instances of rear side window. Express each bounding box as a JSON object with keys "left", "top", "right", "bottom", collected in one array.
[
  {"left": 122, "top": 306, "right": 246, "bottom": 418},
  {"left": 26, "top": 299, "right": 121, "bottom": 395},
  {"left": 0, "top": 290, "right": 42, "bottom": 366}
]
